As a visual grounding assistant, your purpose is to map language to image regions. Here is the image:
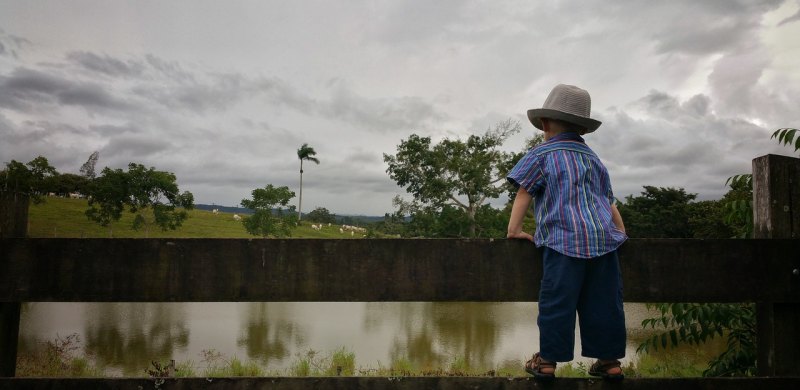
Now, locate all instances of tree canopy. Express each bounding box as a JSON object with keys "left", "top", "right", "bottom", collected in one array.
[
  {"left": 0, "top": 156, "right": 58, "bottom": 203},
  {"left": 383, "top": 119, "right": 524, "bottom": 237},
  {"left": 617, "top": 186, "right": 697, "bottom": 238},
  {"left": 85, "top": 163, "right": 194, "bottom": 235},
  {"left": 305, "top": 207, "right": 336, "bottom": 224},
  {"left": 240, "top": 184, "right": 297, "bottom": 238}
]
